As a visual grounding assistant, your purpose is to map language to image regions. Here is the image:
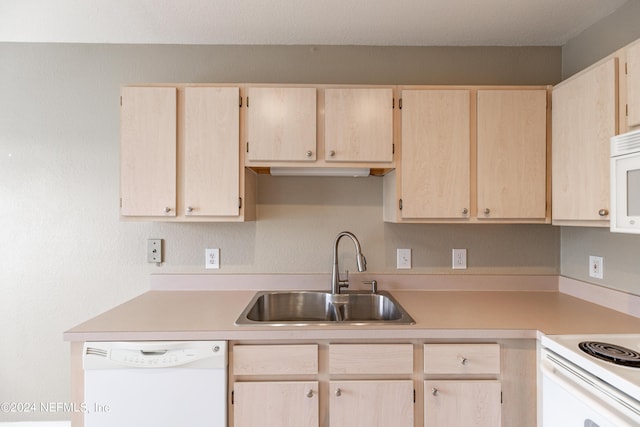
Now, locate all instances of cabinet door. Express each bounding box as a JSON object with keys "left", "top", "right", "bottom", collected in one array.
[
  {"left": 477, "top": 90, "right": 547, "bottom": 220},
  {"left": 400, "top": 90, "right": 471, "bottom": 219},
  {"left": 183, "top": 87, "right": 239, "bottom": 217},
  {"left": 234, "top": 381, "right": 318, "bottom": 427},
  {"left": 120, "top": 87, "right": 177, "bottom": 216},
  {"left": 325, "top": 88, "right": 394, "bottom": 162},
  {"left": 246, "top": 87, "right": 317, "bottom": 161},
  {"left": 552, "top": 58, "right": 616, "bottom": 224},
  {"left": 330, "top": 380, "right": 413, "bottom": 427},
  {"left": 425, "top": 380, "right": 501, "bottom": 427},
  {"left": 627, "top": 41, "right": 640, "bottom": 129}
]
